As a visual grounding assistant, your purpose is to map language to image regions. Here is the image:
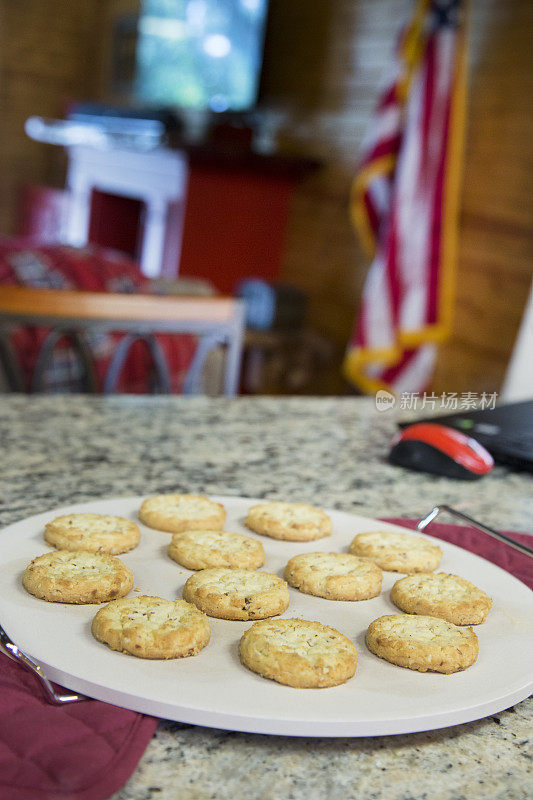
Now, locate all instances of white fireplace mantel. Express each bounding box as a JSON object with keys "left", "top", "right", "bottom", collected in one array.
[{"left": 63, "top": 144, "right": 189, "bottom": 278}]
